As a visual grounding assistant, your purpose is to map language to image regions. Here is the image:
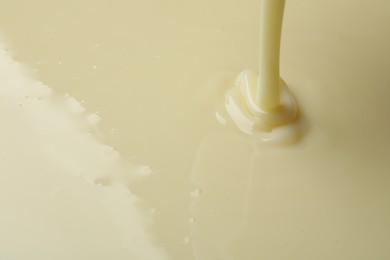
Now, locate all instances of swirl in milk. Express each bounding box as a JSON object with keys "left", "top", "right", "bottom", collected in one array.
[{"left": 225, "top": 70, "right": 300, "bottom": 145}]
